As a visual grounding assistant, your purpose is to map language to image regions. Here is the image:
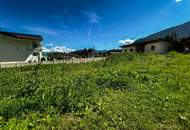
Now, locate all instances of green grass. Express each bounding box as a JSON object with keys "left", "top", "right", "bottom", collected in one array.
[{"left": 0, "top": 52, "right": 190, "bottom": 130}]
